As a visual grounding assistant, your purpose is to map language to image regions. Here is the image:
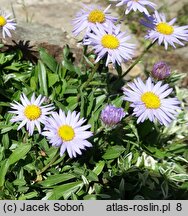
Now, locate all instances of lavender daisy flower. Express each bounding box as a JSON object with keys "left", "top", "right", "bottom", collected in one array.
[
  {"left": 72, "top": 4, "right": 117, "bottom": 37},
  {"left": 101, "top": 105, "right": 126, "bottom": 127},
  {"left": 0, "top": 9, "right": 16, "bottom": 38},
  {"left": 9, "top": 93, "right": 54, "bottom": 135},
  {"left": 141, "top": 11, "right": 188, "bottom": 49},
  {"left": 84, "top": 23, "right": 135, "bottom": 66},
  {"left": 42, "top": 110, "right": 93, "bottom": 158},
  {"left": 114, "top": 0, "right": 156, "bottom": 15},
  {"left": 152, "top": 61, "right": 171, "bottom": 80},
  {"left": 122, "top": 77, "right": 181, "bottom": 126}
]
